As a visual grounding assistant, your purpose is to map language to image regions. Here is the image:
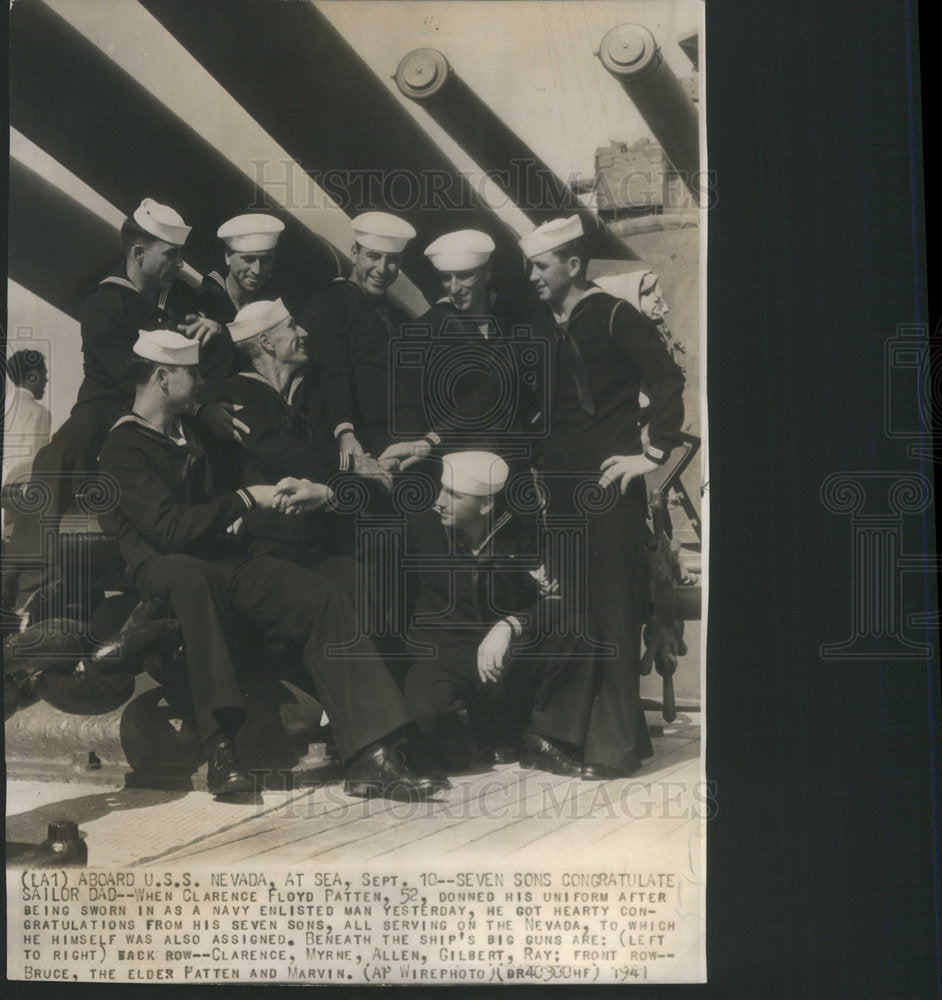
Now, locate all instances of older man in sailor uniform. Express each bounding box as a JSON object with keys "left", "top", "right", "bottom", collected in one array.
[
  {"left": 299, "top": 211, "right": 424, "bottom": 459},
  {"left": 221, "top": 298, "right": 391, "bottom": 565},
  {"left": 277, "top": 448, "right": 604, "bottom": 775},
  {"left": 519, "top": 216, "right": 685, "bottom": 779},
  {"left": 99, "top": 328, "right": 447, "bottom": 801}
]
